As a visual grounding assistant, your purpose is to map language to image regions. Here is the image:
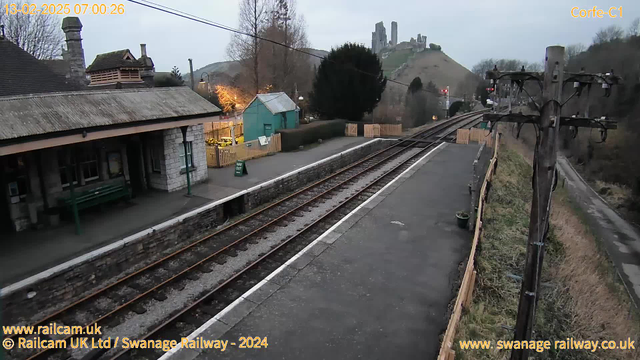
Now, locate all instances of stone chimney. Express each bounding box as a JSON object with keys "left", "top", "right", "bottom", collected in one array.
[
  {"left": 61, "top": 17, "right": 88, "bottom": 86},
  {"left": 139, "top": 43, "right": 155, "bottom": 87}
]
